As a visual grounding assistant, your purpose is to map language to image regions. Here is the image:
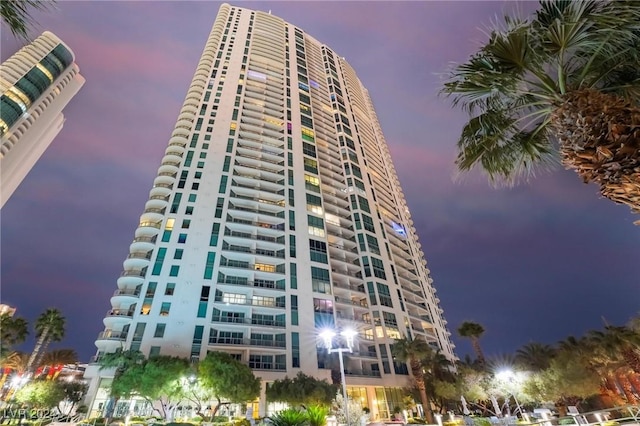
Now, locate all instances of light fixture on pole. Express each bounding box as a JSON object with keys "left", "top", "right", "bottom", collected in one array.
[{"left": 320, "top": 328, "right": 357, "bottom": 426}]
